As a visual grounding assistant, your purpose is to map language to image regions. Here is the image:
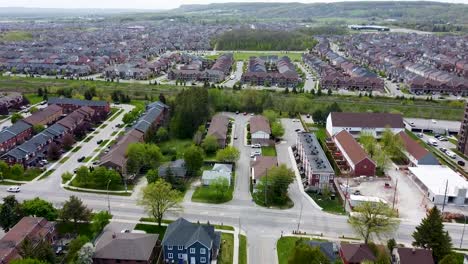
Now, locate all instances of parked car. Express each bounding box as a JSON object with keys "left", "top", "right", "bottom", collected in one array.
[
  {"left": 252, "top": 144, "right": 261, "bottom": 148},
  {"left": 97, "top": 139, "right": 103, "bottom": 144},
  {"left": 458, "top": 160, "right": 465, "bottom": 166},
  {"left": 446, "top": 151, "right": 456, "bottom": 159},
  {"left": 243, "top": 112, "right": 247, "bottom": 116},
  {"left": 6, "top": 186, "right": 20, "bottom": 193},
  {"left": 439, "top": 137, "right": 448, "bottom": 142},
  {"left": 235, "top": 111, "right": 239, "bottom": 115},
  {"left": 417, "top": 133, "right": 423, "bottom": 138},
  {"left": 353, "top": 190, "right": 361, "bottom": 195},
  {"left": 77, "top": 156, "right": 86, "bottom": 162},
  {"left": 295, "top": 129, "right": 301, "bottom": 132},
  {"left": 234, "top": 135, "right": 238, "bottom": 140},
  {"left": 439, "top": 147, "right": 447, "bottom": 153}
]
